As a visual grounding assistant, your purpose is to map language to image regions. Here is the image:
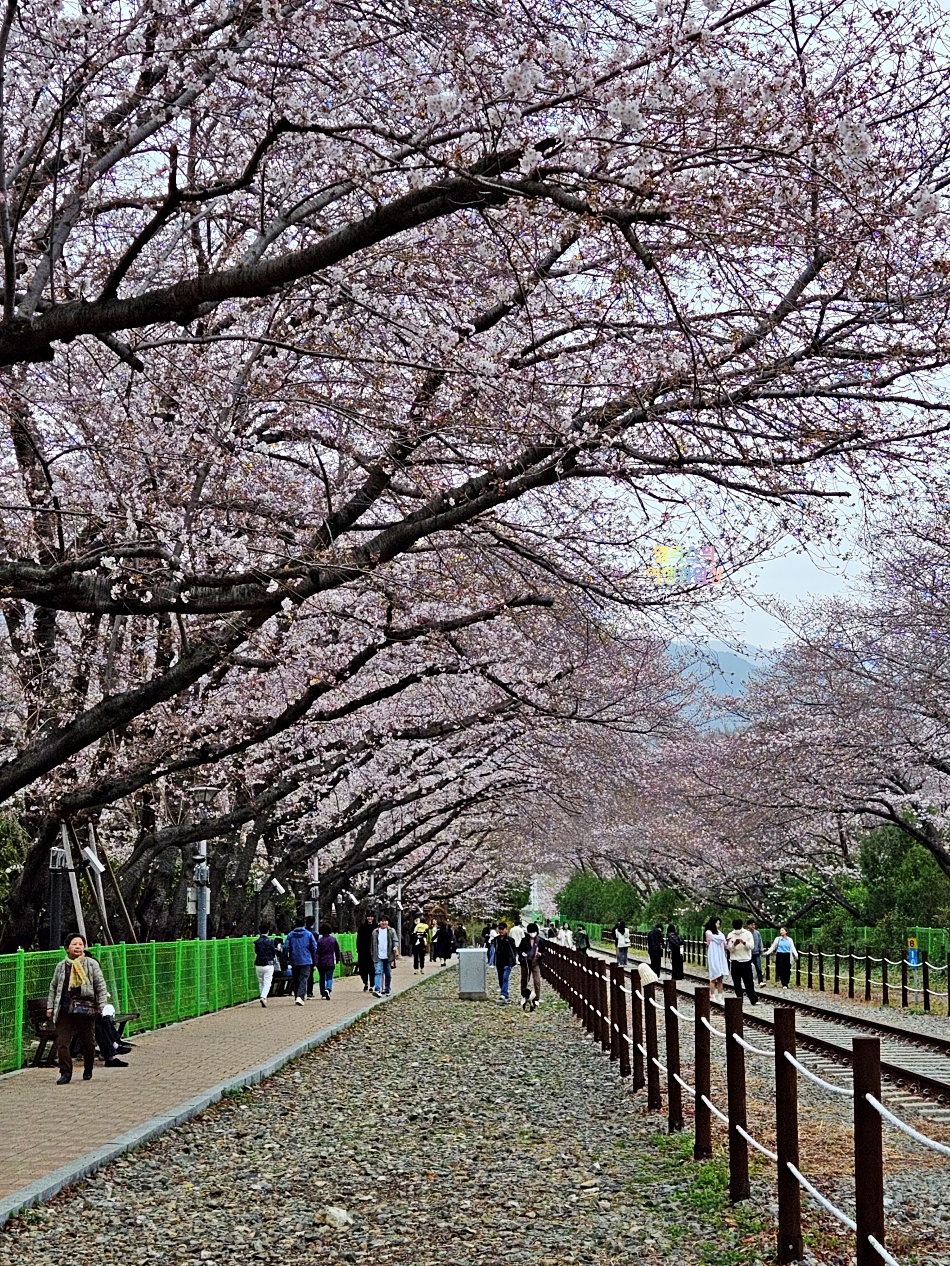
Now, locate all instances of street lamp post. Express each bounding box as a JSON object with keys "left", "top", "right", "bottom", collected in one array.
[
  {"left": 306, "top": 854, "right": 320, "bottom": 925},
  {"left": 190, "top": 787, "right": 220, "bottom": 941},
  {"left": 48, "top": 846, "right": 67, "bottom": 950}
]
